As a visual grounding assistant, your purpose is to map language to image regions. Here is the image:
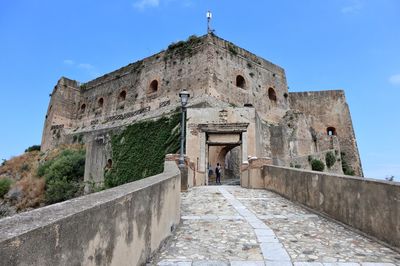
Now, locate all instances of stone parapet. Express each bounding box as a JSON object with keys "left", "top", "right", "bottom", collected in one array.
[
  {"left": 0, "top": 161, "right": 181, "bottom": 266},
  {"left": 241, "top": 164, "right": 400, "bottom": 250}
]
